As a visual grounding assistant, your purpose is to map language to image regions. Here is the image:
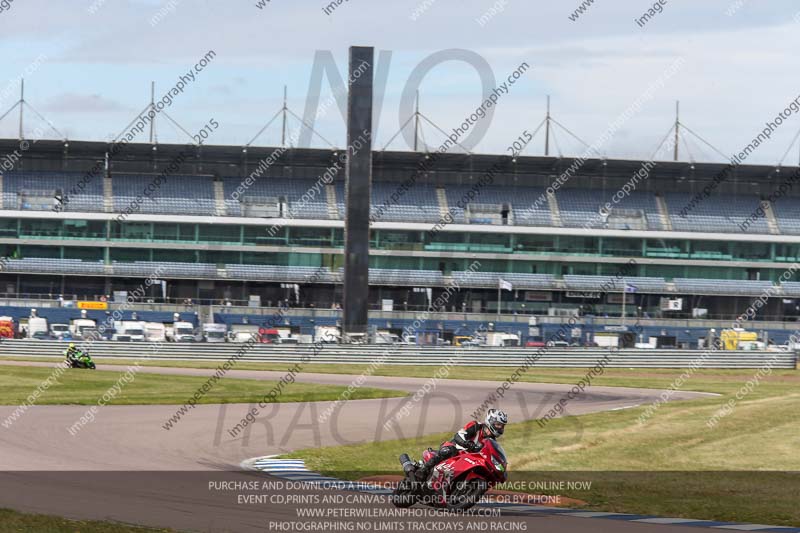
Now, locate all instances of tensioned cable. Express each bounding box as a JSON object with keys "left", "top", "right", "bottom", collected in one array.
[
  {"left": 286, "top": 108, "right": 336, "bottom": 149},
  {"left": 246, "top": 108, "right": 284, "bottom": 147},
  {"left": 24, "top": 101, "right": 65, "bottom": 139},
  {"left": 161, "top": 110, "right": 197, "bottom": 145},
  {"left": 679, "top": 123, "right": 729, "bottom": 162},
  {"left": 550, "top": 126, "right": 564, "bottom": 158},
  {"left": 648, "top": 124, "right": 677, "bottom": 161},
  {"left": 549, "top": 117, "right": 591, "bottom": 150},
  {"left": 777, "top": 125, "right": 800, "bottom": 166}
]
